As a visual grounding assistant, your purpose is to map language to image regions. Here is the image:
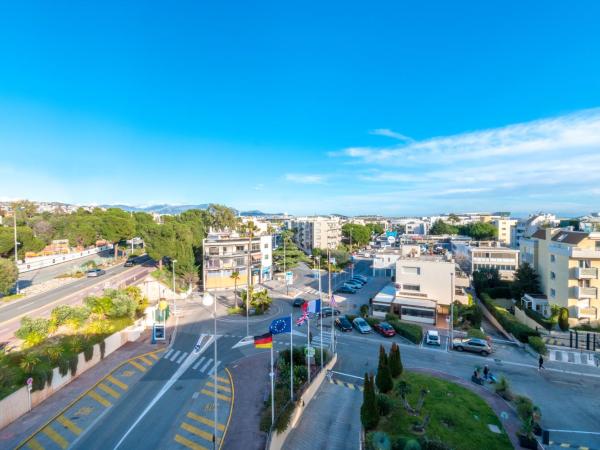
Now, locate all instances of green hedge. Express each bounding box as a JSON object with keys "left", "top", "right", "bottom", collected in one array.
[
  {"left": 480, "top": 293, "right": 539, "bottom": 343},
  {"left": 528, "top": 336, "right": 548, "bottom": 355},
  {"left": 388, "top": 320, "right": 423, "bottom": 344},
  {"left": 484, "top": 286, "right": 512, "bottom": 299},
  {"left": 522, "top": 306, "right": 553, "bottom": 331}
]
